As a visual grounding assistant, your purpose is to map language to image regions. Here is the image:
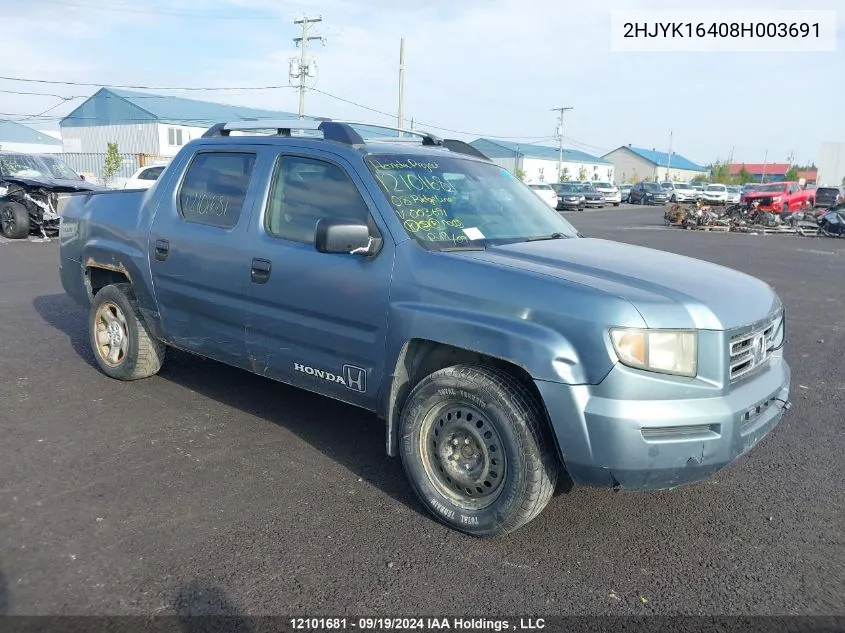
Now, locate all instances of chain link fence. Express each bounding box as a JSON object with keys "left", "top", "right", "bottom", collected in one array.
[{"left": 61, "top": 153, "right": 171, "bottom": 188}]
